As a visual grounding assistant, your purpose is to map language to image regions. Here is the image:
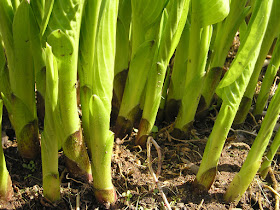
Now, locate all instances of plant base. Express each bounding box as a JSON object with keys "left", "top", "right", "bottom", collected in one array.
[
  {"left": 193, "top": 167, "right": 217, "bottom": 192},
  {"left": 17, "top": 120, "right": 40, "bottom": 159},
  {"left": 94, "top": 187, "right": 117, "bottom": 209},
  {"left": 0, "top": 174, "right": 13, "bottom": 201},
  {"left": 171, "top": 121, "right": 193, "bottom": 140},
  {"left": 165, "top": 99, "right": 181, "bottom": 123},
  {"left": 114, "top": 116, "right": 133, "bottom": 139},
  {"left": 63, "top": 129, "right": 92, "bottom": 182},
  {"left": 135, "top": 118, "right": 150, "bottom": 146},
  {"left": 64, "top": 156, "right": 93, "bottom": 182}
]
